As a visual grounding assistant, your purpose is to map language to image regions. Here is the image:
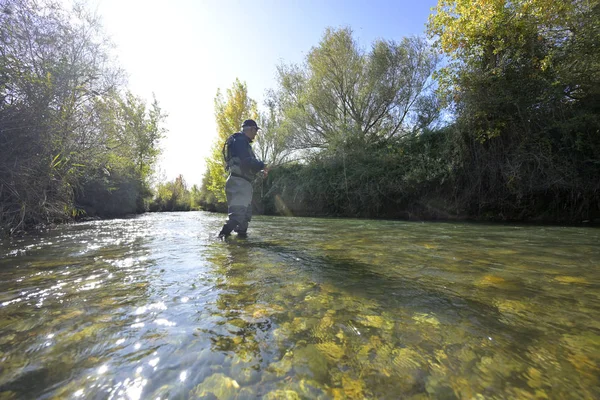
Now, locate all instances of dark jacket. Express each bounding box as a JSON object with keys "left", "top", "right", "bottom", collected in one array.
[{"left": 224, "top": 132, "right": 265, "bottom": 181}]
